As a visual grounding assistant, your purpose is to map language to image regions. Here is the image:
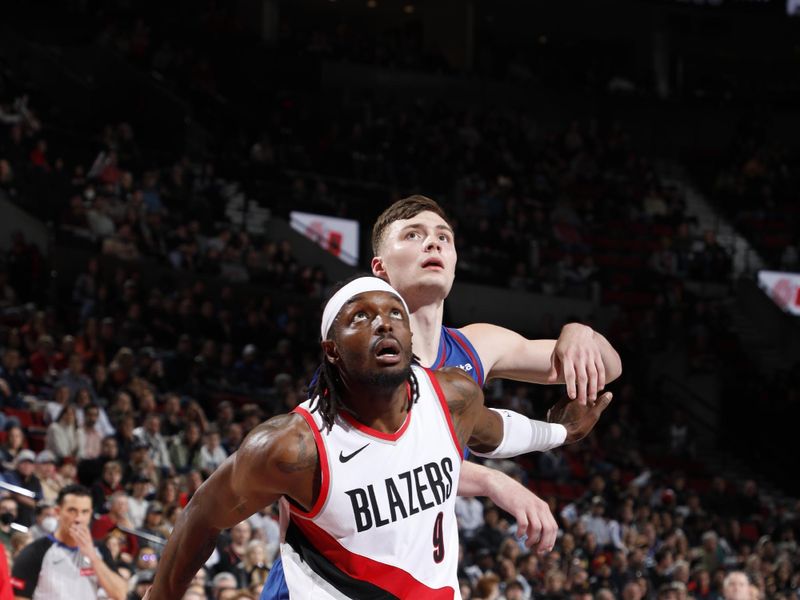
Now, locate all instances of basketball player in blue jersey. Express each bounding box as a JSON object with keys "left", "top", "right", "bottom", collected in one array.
[
  {"left": 145, "top": 277, "right": 611, "bottom": 600},
  {"left": 260, "top": 196, "right": 624, "bottom": 599}
]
